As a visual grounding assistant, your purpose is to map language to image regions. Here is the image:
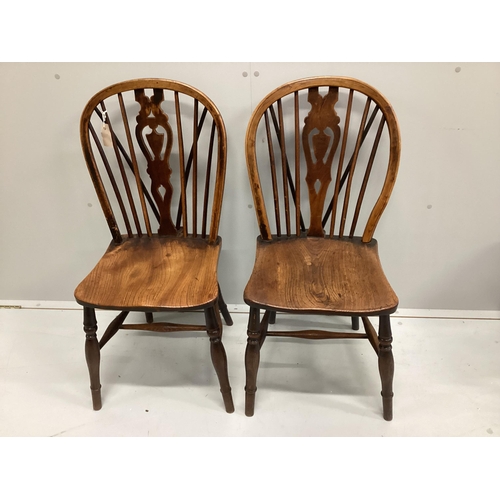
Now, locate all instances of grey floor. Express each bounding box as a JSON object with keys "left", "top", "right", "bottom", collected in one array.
[
  {"left": 0, "top": 303, "right": 498, "bottom": 437},
  {"left": 2, "top": 304, "right": 498, "bottom": 499}
]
